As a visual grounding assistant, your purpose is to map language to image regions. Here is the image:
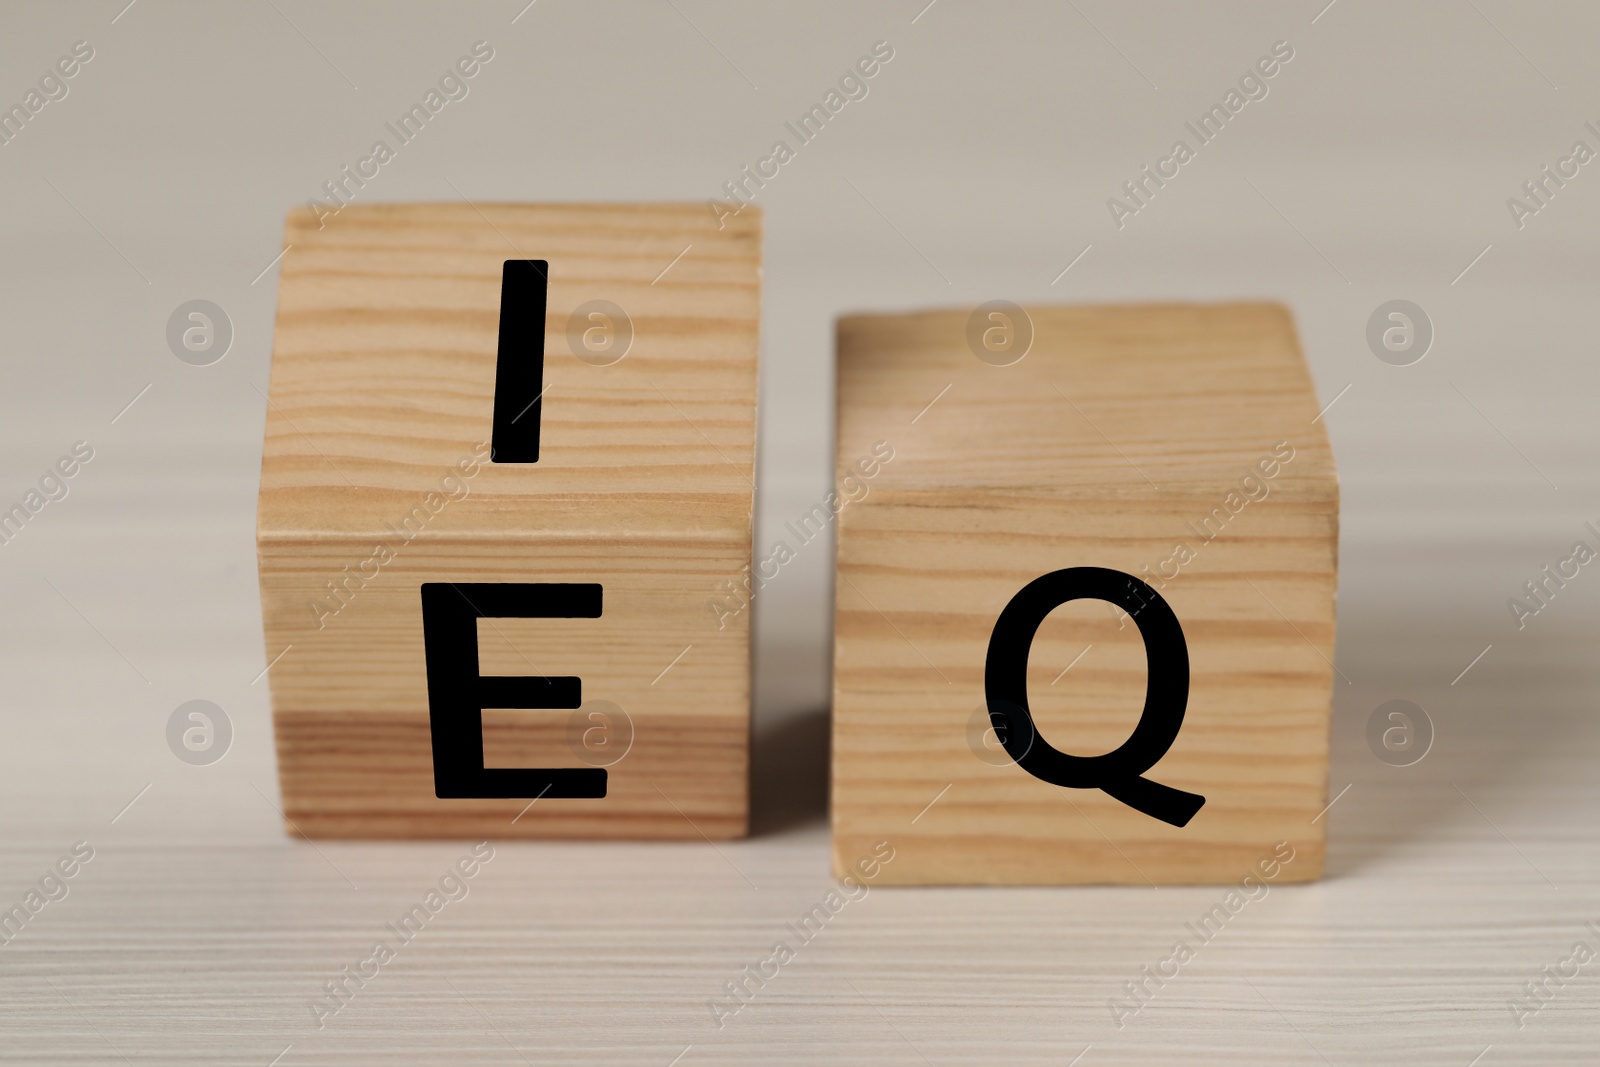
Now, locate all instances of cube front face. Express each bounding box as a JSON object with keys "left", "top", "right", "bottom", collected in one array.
[
  {"left": 832, "top": 303, "right": 1338, "bottom": 884},
  {"left": 258, "top": 203, "right": 759, "bottom": 839},
  {"left": 263, "top": 537, "right": 749, "bottom": 838}
]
